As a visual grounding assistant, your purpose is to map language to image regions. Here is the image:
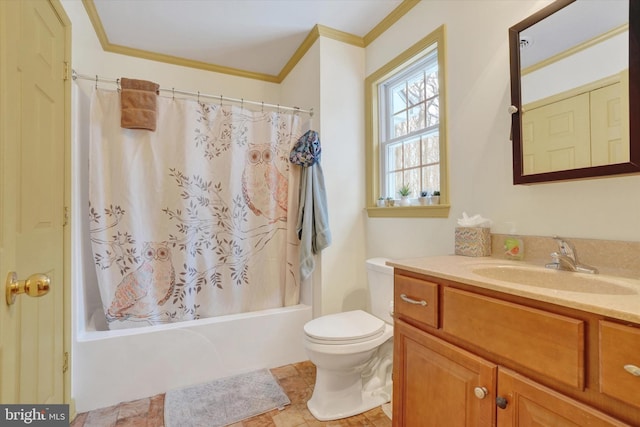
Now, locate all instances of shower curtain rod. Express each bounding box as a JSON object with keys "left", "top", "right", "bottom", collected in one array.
[{"left": 72, "top": 70, "right": 314, "bottom": 116}]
